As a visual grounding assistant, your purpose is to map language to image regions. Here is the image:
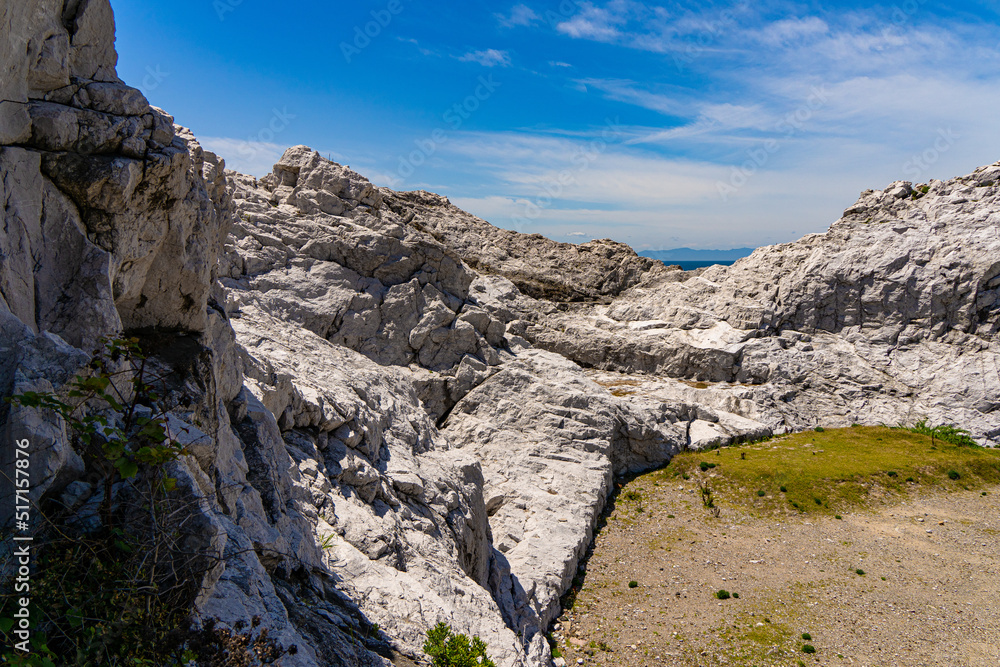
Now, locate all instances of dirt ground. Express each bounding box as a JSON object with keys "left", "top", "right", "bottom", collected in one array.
[{"left": 551, "top": 480, "right": 1000, "bottom": 667}]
